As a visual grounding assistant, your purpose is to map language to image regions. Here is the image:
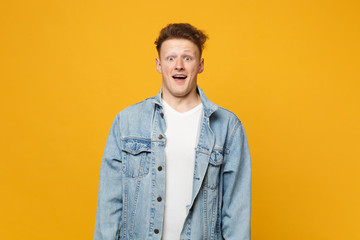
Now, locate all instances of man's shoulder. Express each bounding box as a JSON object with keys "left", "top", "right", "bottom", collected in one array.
[
  {"left": 212, "top": 105, "right": 242, "bottom": 126},
  {"left": 118, "top": 96, "right": 156, "bottom": 116},
  {"left": 198, "top": 87, "right": 242, "bottom": 126},
  {"left": 113, "top": 96, "right": 155, "bottom": 137}
]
